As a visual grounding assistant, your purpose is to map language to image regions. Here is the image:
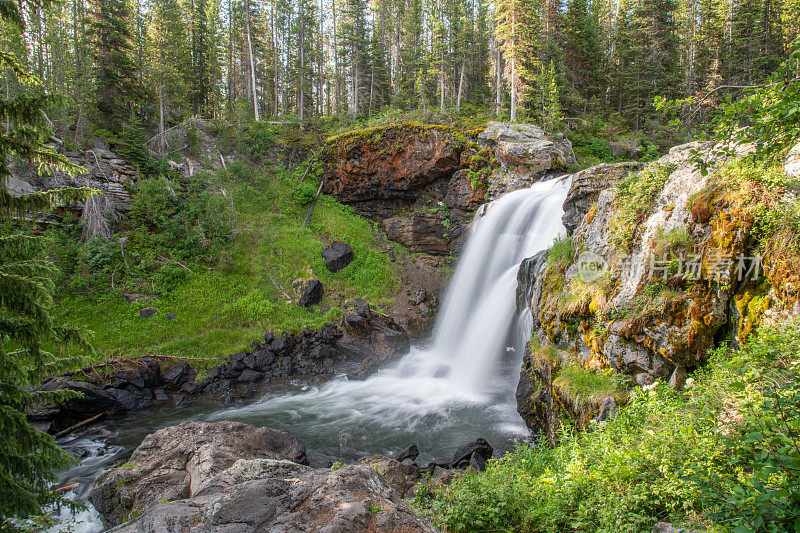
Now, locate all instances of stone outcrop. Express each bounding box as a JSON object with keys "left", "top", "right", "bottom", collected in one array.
[
  {"left": 321, "top": 122, "right": 576, "bottom": 255},
  {"left": 90, "top": 422, "right": 437, "bottom": 532},
  {"left": 561, "top": 161, "right": 643, "bottom": 235},
  {"left": 478, "top": 121, "right": 576, "bottom": 197},
  {"left": 90, "top": 421, "right": 308, "bottom": 527},
  {"left": 515, "top": 141, "right": 800, "bottom": 435},
  {"left": 10, "top": 137, "right": 138, "bottom": 212}
]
